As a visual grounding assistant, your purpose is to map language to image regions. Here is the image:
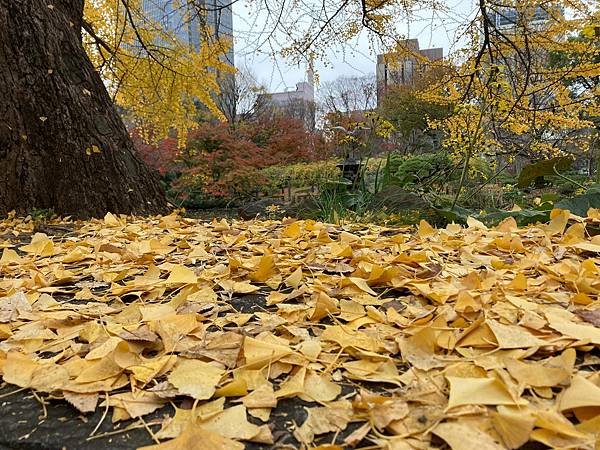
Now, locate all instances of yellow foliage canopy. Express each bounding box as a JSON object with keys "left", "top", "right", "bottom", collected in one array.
[
  {"left": 421, "top": 4, "right": 599, "bottom": 161},
  {"left": 83, "top": 0, "right": 233, "bottom": 143}
]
